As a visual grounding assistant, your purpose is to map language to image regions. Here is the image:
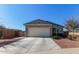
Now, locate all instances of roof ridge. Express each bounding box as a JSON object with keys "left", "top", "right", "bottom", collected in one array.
[{"left": 24, "top": 19, "right": 64, "bottom": 27}]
